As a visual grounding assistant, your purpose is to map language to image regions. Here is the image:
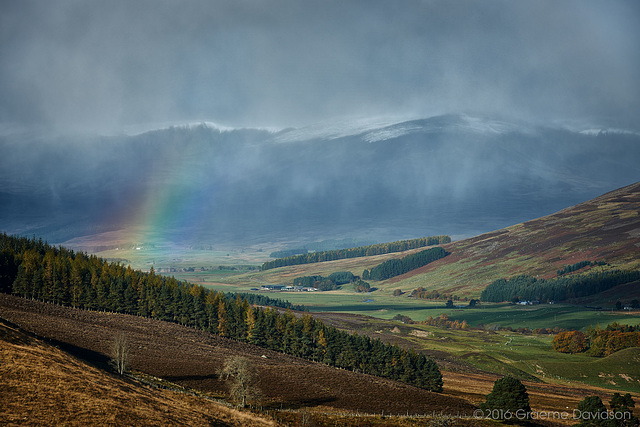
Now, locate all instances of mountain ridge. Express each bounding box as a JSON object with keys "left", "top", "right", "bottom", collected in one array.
[{"left": 1, "top": 114, "right": 639, "bottom": 248}]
